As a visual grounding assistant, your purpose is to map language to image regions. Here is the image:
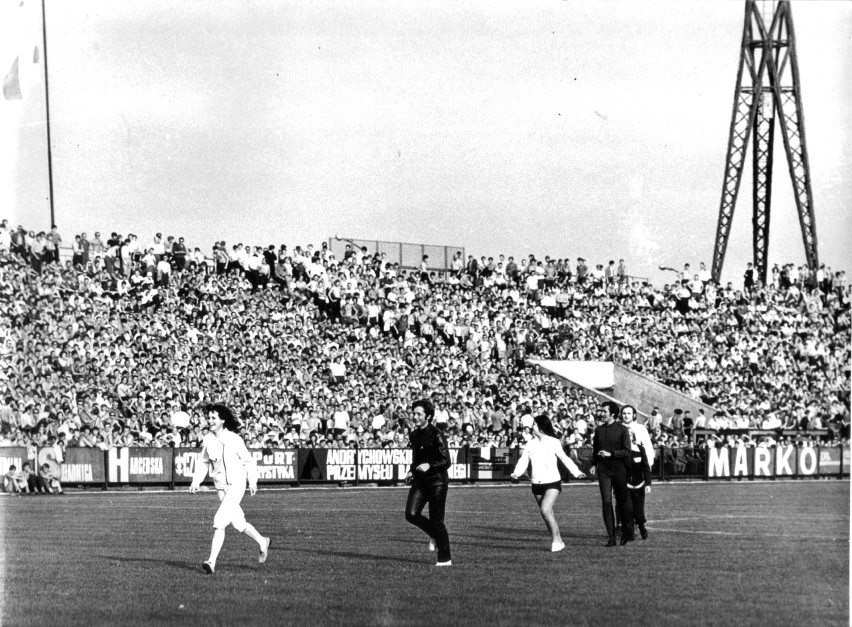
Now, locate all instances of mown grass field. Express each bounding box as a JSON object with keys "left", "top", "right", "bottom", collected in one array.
[{"left": 1, "top": 480, "right": 848, "bottom": 626}]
